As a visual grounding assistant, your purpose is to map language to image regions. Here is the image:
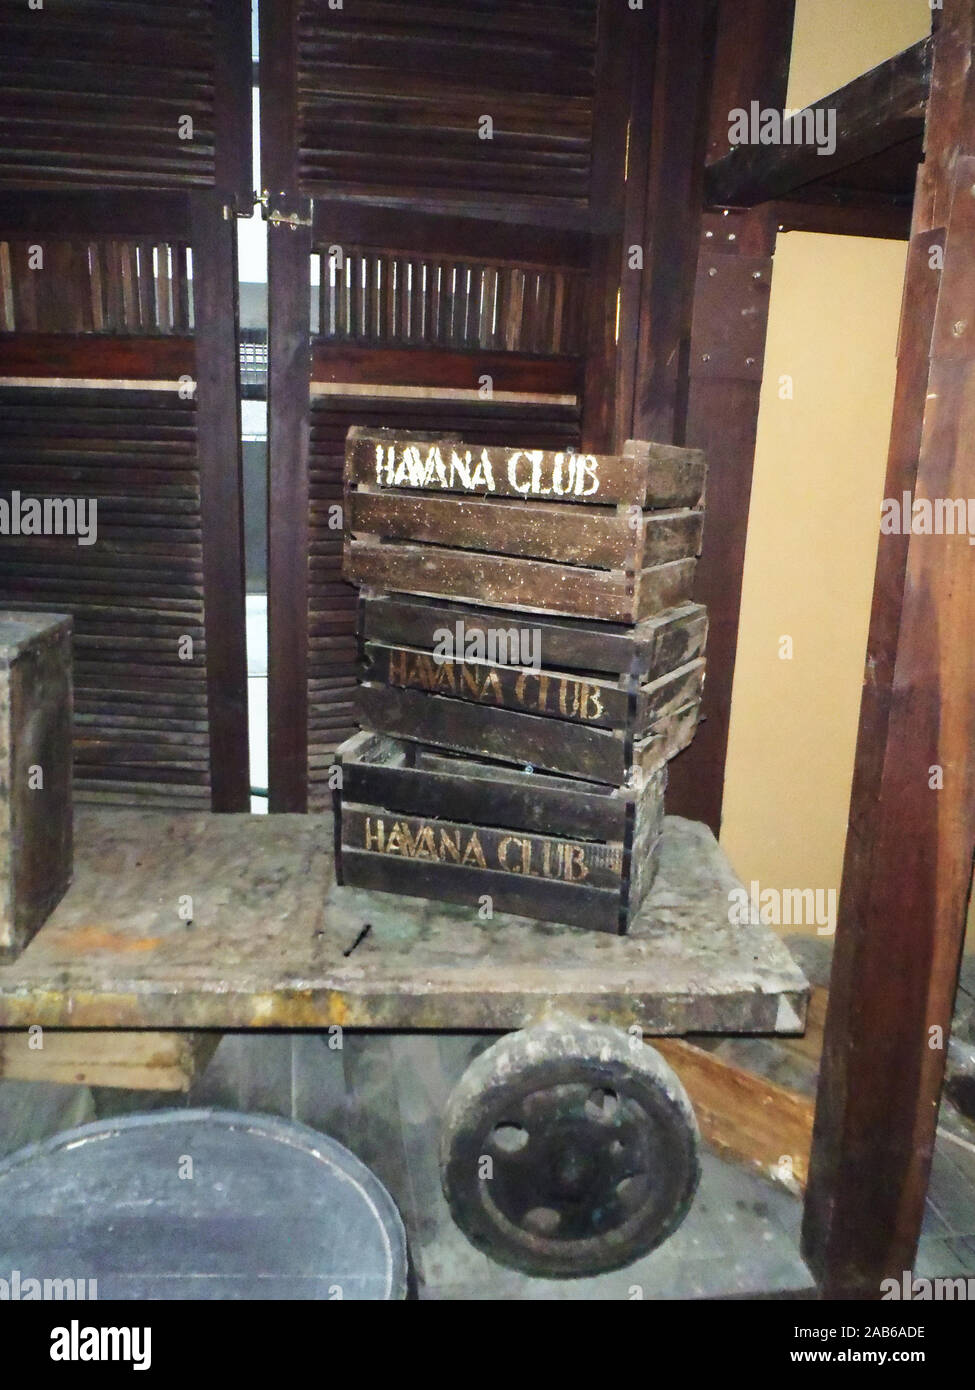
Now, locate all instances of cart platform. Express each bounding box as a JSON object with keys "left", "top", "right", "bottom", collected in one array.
[{"left": 0, "top": 809, "right": 808, "bottom": 1034}]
